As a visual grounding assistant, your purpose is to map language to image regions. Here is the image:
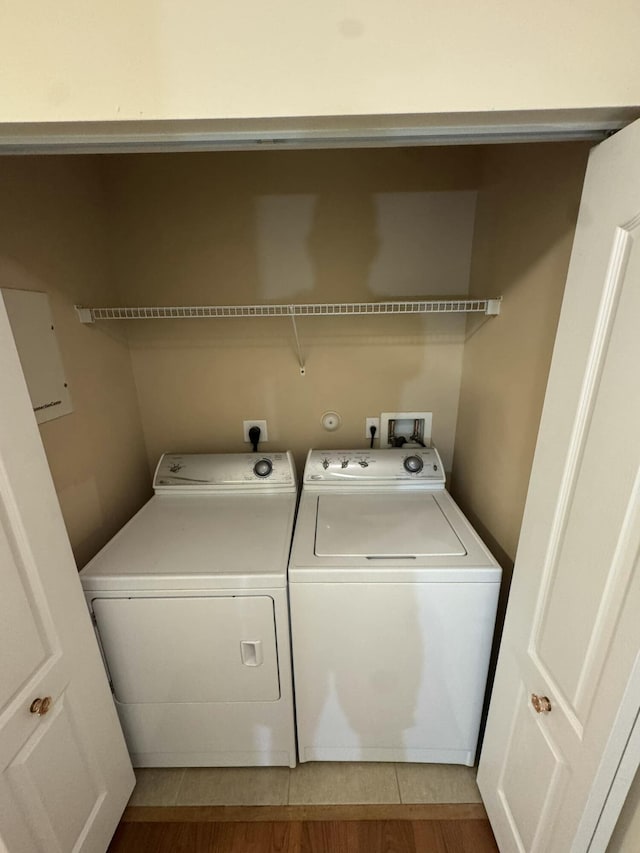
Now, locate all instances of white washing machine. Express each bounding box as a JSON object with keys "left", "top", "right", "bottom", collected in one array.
[
  {"left": 80, "top": 452, "right": 298, "bottom": 768},
  {"left": 289, "top": 448, "right": 501, "bottom": 766}
]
